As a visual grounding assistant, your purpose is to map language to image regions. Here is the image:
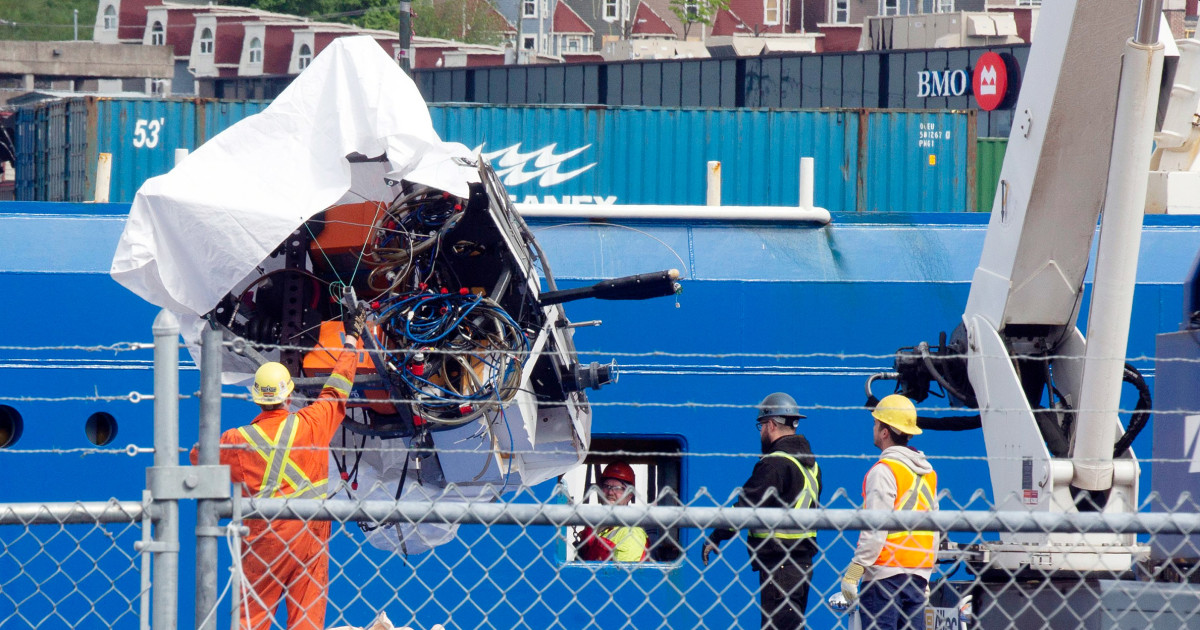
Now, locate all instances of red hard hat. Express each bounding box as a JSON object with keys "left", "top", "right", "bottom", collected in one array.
[{"left": 600, "top": 462, "right": 635, "bottom": 486}]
